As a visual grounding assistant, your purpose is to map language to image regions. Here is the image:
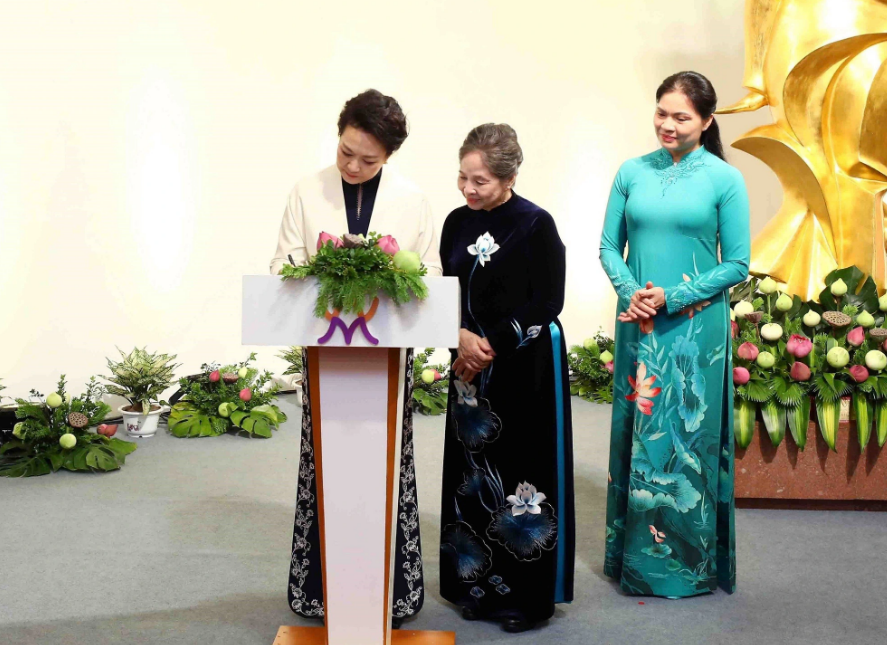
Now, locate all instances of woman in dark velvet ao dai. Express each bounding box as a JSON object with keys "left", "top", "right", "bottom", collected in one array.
[{"left": 438, "top": 124, "right": 575, "bottom": 634}]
